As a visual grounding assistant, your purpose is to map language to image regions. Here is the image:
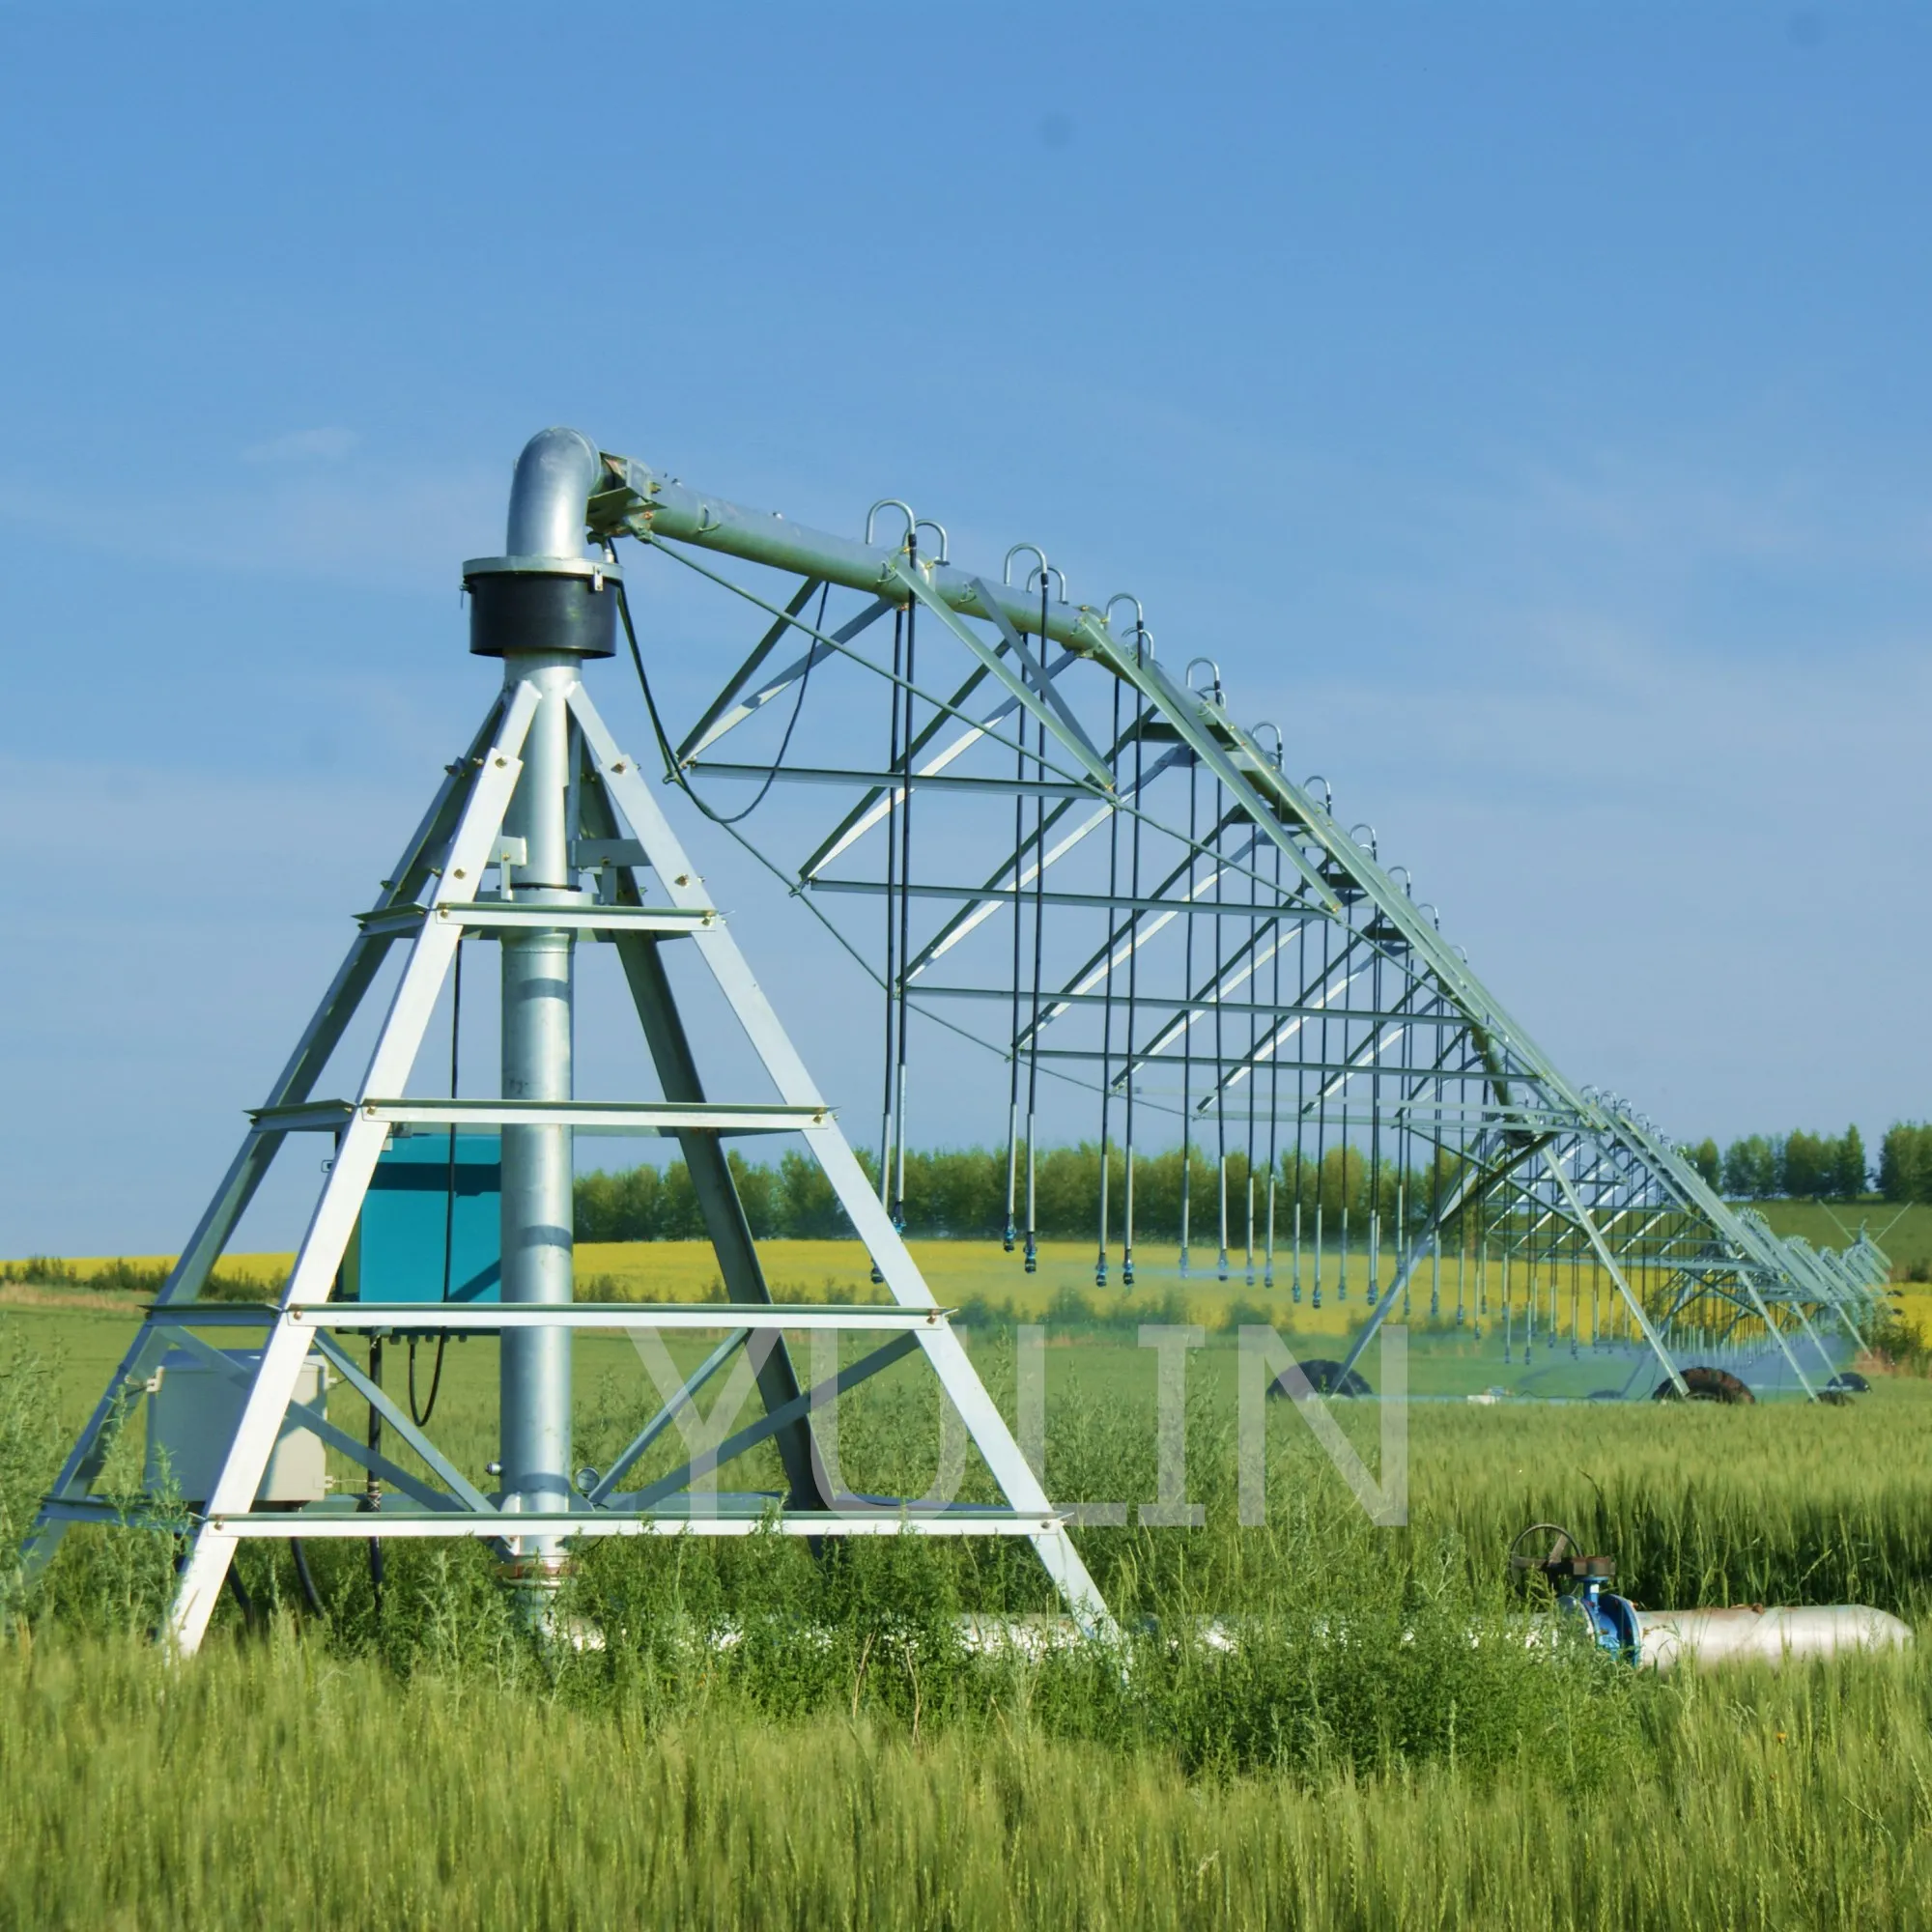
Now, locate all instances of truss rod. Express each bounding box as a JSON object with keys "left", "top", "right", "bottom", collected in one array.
[{"left": 808, "top": 878, "right": 1308, "bottom": 920}]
